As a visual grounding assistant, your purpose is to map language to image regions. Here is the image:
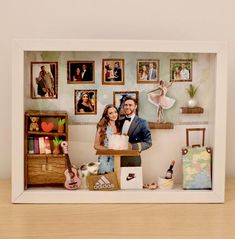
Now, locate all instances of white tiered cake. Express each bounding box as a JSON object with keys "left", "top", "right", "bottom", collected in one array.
[{"left": 108, "top": 134, "right": 129, "bottom": 150}]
